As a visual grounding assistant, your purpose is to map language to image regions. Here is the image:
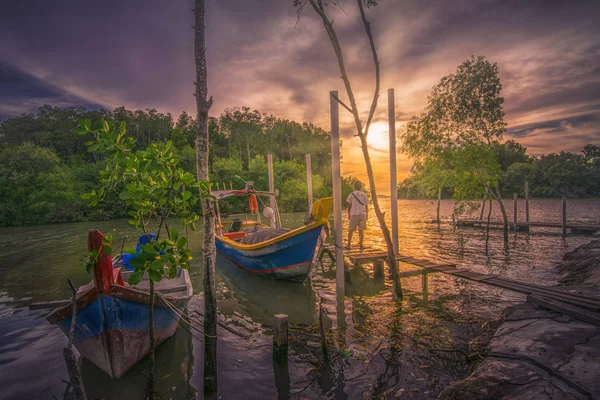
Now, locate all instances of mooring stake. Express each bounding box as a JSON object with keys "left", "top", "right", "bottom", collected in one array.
[{"left": 272, "top": 314, "right": 288, "bottom": 364}]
